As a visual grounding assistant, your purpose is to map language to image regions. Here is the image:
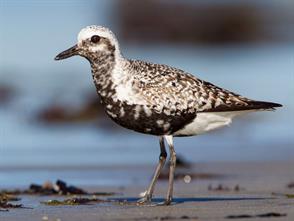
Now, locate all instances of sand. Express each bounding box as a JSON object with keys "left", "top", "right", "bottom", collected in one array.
[{"left": 1, "top": 161, "right": 294, "bottom": 221}]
